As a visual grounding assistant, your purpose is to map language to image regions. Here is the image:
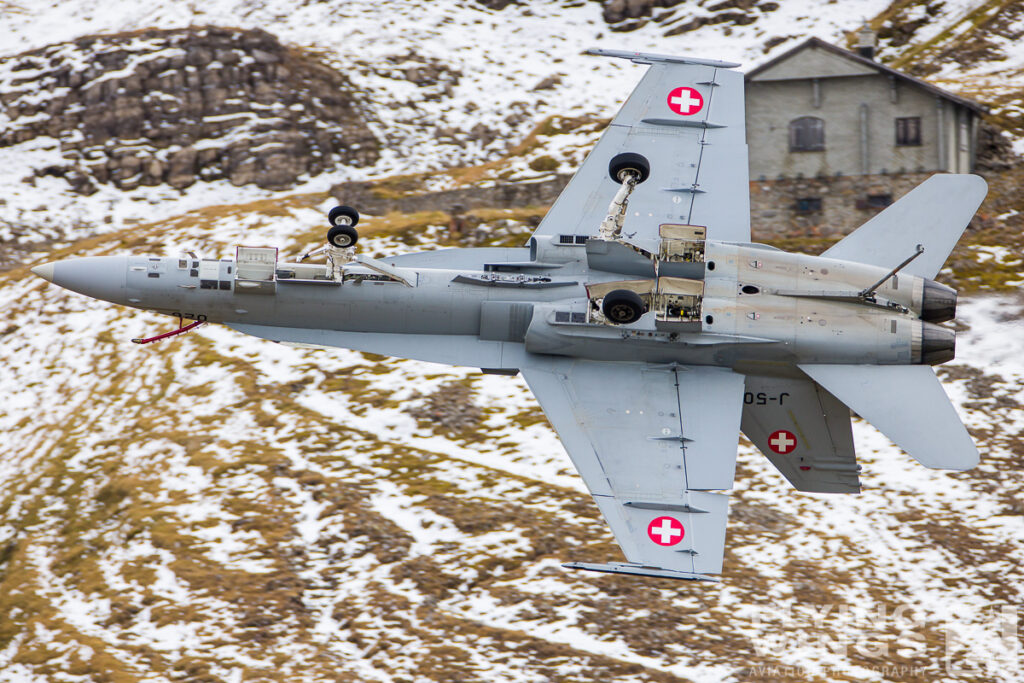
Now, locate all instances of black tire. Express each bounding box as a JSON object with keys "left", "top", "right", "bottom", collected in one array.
[
  {"left": 608, "top": 152, "right": 651, "bottom": 184},
  {"left": 328, "top": 205, "right": 360, "bottom": 227},
  {"left": 327, "top": 225, "right": 359, "bottom": 248},
  {"left": 602, "top": 289, "right": 646, "bottom": 324}
]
